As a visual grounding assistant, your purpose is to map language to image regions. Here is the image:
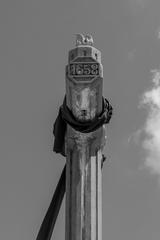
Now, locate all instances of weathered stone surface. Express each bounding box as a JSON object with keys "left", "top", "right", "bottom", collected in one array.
[{"left": 65, "top": 35, "right": 106, "bottom": 240}]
